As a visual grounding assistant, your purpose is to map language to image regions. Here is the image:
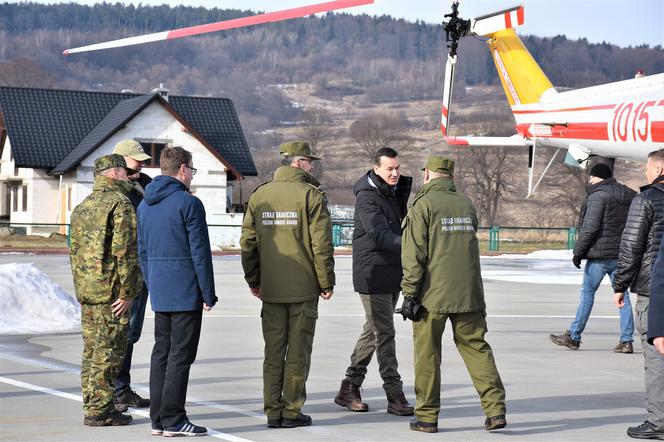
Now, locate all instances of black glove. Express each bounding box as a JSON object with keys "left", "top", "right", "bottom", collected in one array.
[
  {"left": 572, "top": 255, "right": 582, "bottom": 269},
  {"left": 398, "top": 297, "right": 426, "bottom": 322}
]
